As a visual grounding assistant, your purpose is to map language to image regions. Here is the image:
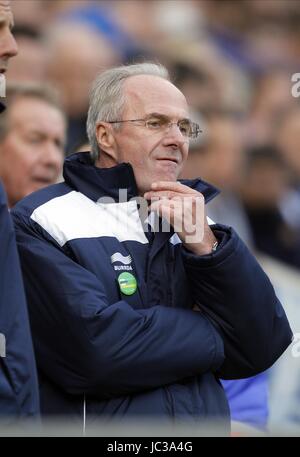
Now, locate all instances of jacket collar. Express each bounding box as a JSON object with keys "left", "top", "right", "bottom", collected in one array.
[{"left": 63, "top": 152, "right": 220, "bottom": 204}]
